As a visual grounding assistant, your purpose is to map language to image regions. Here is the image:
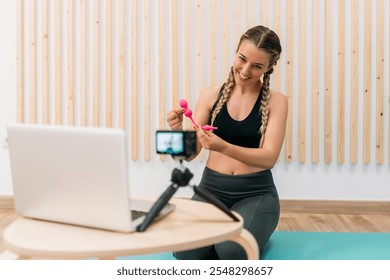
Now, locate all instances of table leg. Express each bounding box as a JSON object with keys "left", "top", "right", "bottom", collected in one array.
[{"left": 228, "top": 229, "right": 259, "bottom": 260}]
